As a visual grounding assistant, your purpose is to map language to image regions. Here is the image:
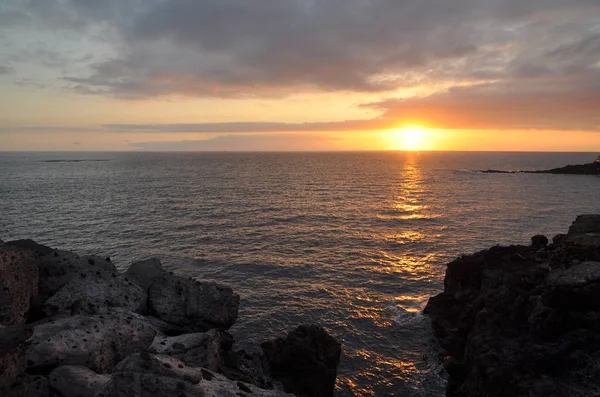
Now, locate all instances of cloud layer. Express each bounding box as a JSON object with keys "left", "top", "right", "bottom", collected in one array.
[{"left": 1, "top": 0, "right": 600, "bottom": 131}]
